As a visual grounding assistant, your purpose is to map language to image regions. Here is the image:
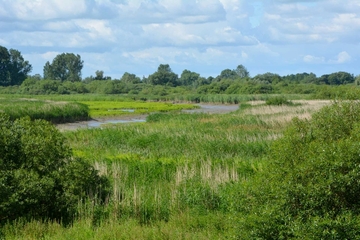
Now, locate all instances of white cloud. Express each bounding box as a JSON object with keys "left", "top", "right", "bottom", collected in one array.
[
  {"left": 303, "top": 55, "right": 325, "bottom": 63},
  {"left": 334, "top": 51, "right": 351, "bottom": 63},
  {"left": 0, "top": 0, "right": 87, "bottom": 21},
  {"left": 1, "top": 0, "right": 360, "bottom": 78}
]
